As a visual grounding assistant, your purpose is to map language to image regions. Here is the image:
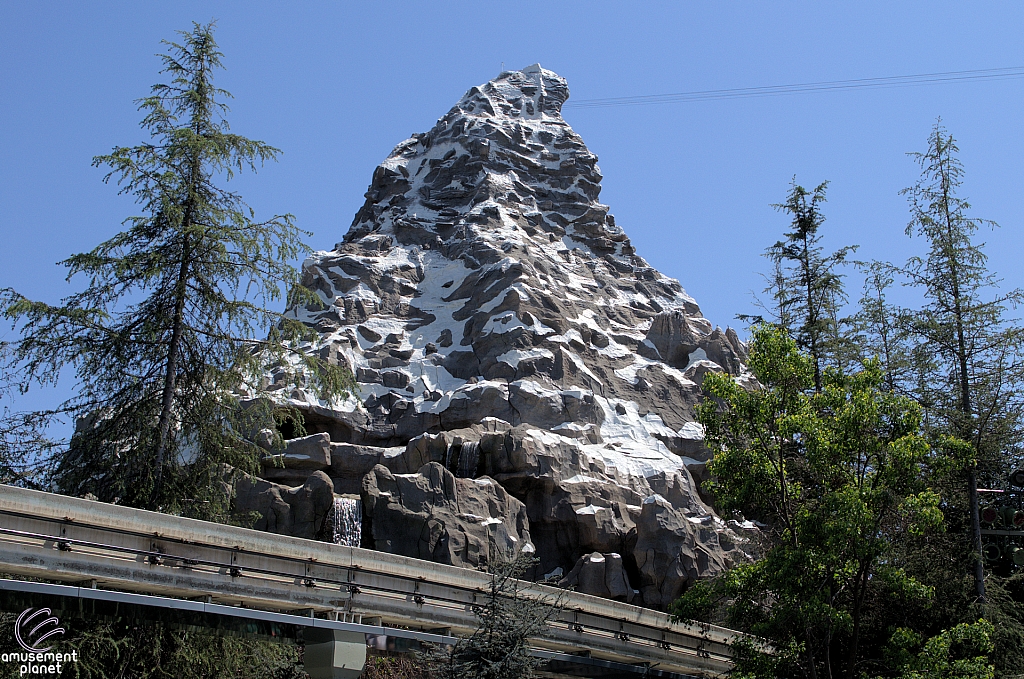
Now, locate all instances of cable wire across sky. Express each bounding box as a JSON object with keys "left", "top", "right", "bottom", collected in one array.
[{"left": 563, "top": 66, "right": 1024, "bottom": 109}]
